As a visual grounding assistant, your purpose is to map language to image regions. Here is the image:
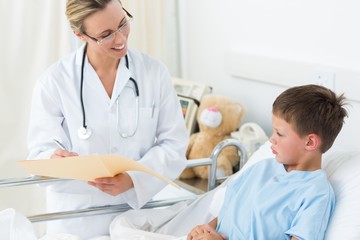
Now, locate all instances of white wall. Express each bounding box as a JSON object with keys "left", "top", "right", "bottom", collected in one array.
[{"left": 179, "top": 0, "right": 360, "bottom": 150}]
